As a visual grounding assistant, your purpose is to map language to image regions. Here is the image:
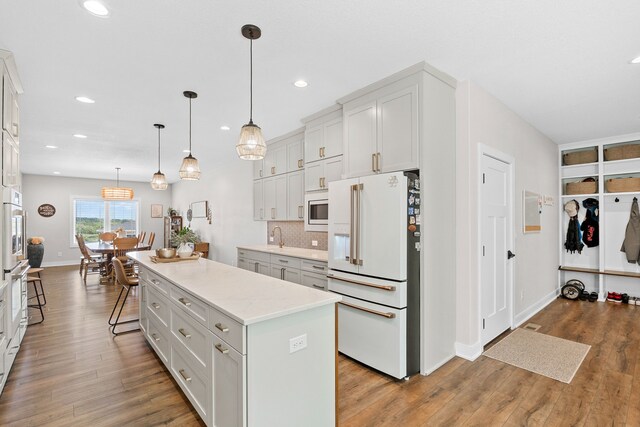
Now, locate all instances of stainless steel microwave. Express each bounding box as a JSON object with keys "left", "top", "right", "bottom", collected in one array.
[{"left": 304, "top": 193, "right": 328, "bottom": 232}]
